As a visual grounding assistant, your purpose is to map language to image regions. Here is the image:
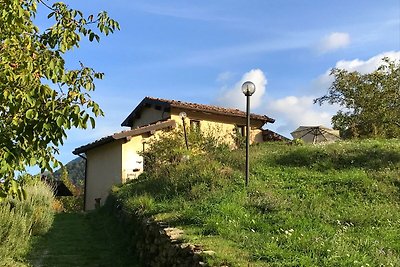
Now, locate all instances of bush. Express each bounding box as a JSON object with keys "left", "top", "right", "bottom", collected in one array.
[
  {"left": 114, "top": 129, "right": 244, "bottom": 216},
  {"left": 140, "top": 127, "right": 230, "bottom": 178},
  {"left": 16, "top": 181, "right": 55, "bottom": 236},
  {"left": 0, "top": 180, "right": 55, "bottom": 266},
  {"left": 58, "top": 195, "right": 84, "bottom": 212},
  {"left": 0, "top": 202, "right": 31, "bottom": 263}
]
